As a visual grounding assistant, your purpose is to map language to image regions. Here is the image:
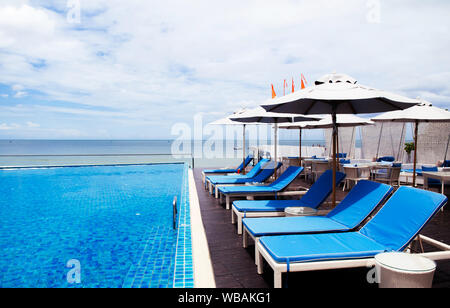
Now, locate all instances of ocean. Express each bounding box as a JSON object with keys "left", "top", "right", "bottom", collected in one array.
[{"left": 0, "top": 139, "right": 328, "bottom": 168}]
